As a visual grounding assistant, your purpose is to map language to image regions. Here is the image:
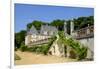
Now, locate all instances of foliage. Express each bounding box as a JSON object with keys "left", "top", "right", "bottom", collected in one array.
[
  {"left": 50, "top": 19, "right": 65, "bottom": 30},
  {"left": 27, "top": 46, "right": 37, "bottom": 52},
  {"left": 26, "top": 45, "right": 49, "bottom": 55},
  {"left": 20, "top": 46, "right": 28, "bottom": 52},
  {"left": 20, "top": 43, "right": 28, "bottom": 52},
  {"left": 69, "top": 49, "right": 77, "bottom": 59},
  {"left": 78, "top": 47, "right": 87, "bottom": 60},
  {"left": 15, "top": 30, "right": 26, "bottom": 48},
  {"left": 27, "top": 20, "right": 45, "bottom": 30},
  {"left": 67, "top": 38, "right": 87, "bottom": 60},
  {"left": 74, "top": 16, "right": 94, "bottom": 30},
  {"left": 41, "top": 45, "right": 49, "bottom": 55},
  {"left": 58, "top": 31, "right": 87, "bottom": 60},
  {"left": 26, "top": 16, "right": 94, "bottom": 34}
]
